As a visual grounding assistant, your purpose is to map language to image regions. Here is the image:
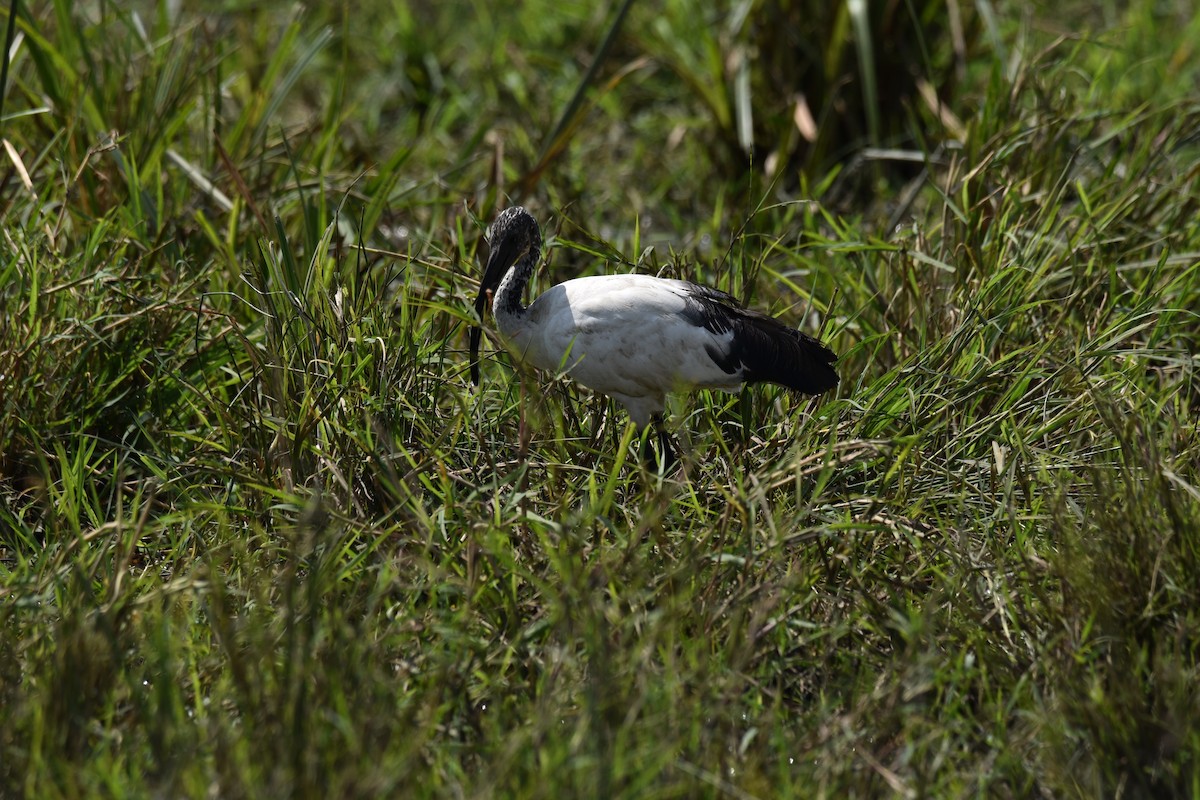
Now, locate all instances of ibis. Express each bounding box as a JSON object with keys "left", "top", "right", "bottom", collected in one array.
[{"left": 470, "top": 206, "right": 839, "bottom": 466}]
